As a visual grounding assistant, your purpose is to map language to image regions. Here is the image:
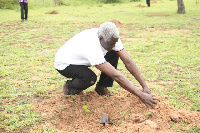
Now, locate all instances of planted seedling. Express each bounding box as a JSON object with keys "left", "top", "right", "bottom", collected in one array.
[
  {"left": 145, "top": 111, "right": 152, "bottom": 119},
  {"left": 83, "top": 105, "right": 90, "bottom": 115}
]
